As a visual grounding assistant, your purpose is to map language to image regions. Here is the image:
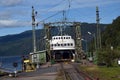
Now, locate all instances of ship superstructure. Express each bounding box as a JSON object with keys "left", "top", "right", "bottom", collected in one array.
[
  {"left": 50, "top": 35, "right": 75, "bottom": 50},
  {"left": 50, "top": 35, "right": 75, "bottom": 62}
]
